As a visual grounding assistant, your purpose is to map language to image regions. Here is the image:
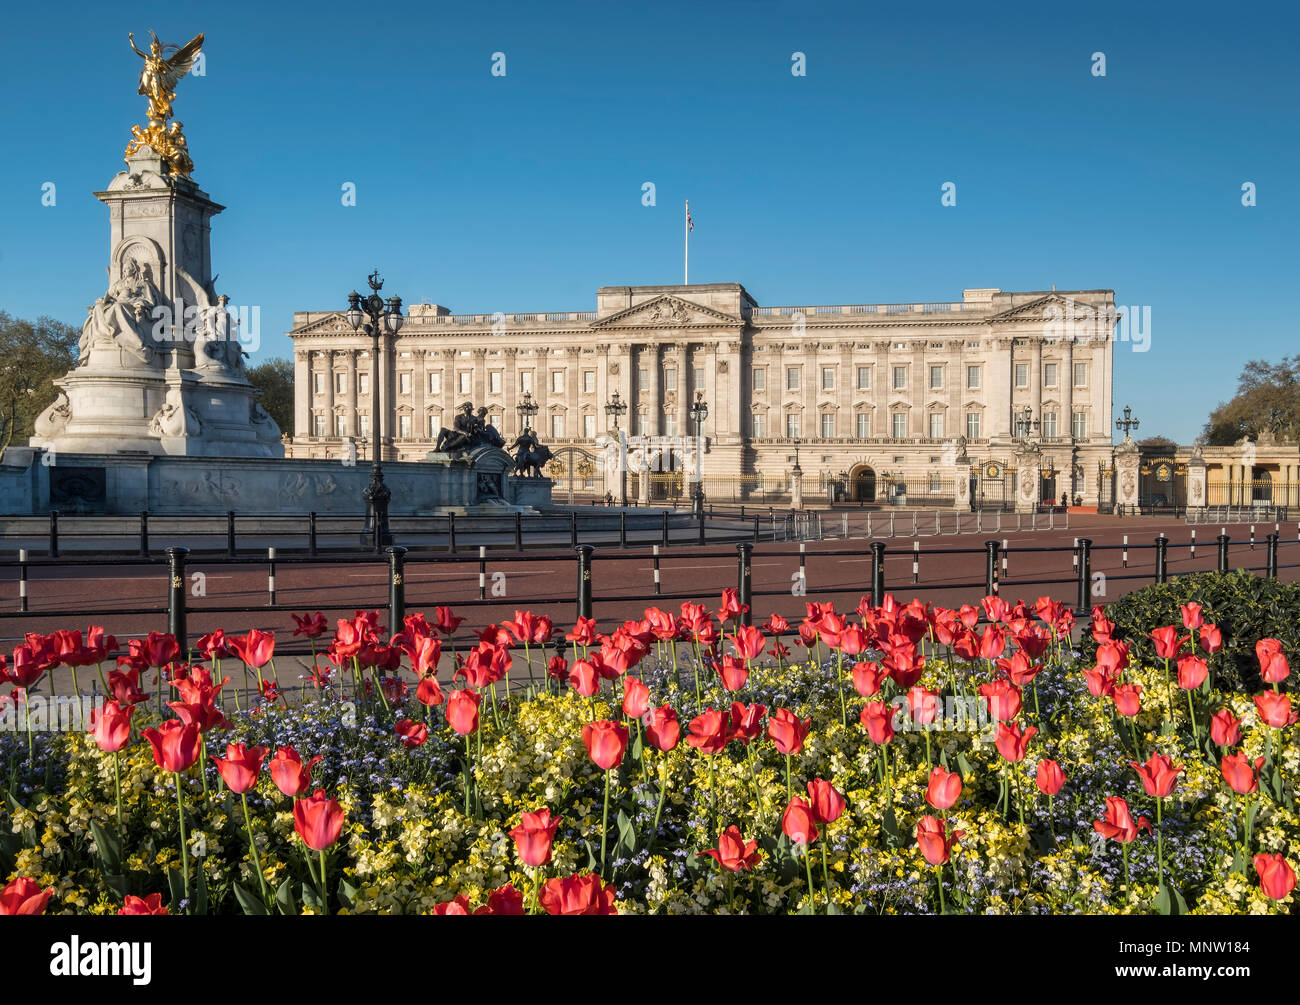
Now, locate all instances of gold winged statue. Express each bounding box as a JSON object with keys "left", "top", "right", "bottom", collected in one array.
[{"left": 124, "top": 30, "right": 204, "bottom": 179}]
